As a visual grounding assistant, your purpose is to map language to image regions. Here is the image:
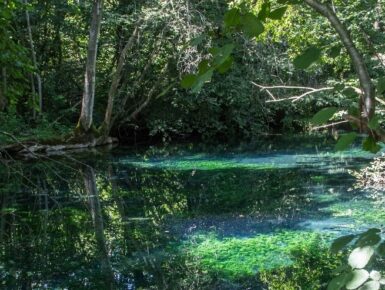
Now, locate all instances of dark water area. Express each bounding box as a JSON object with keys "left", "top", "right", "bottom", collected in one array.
[{"left": 0, "top": 136, "right": 382, "bottom": 289}]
